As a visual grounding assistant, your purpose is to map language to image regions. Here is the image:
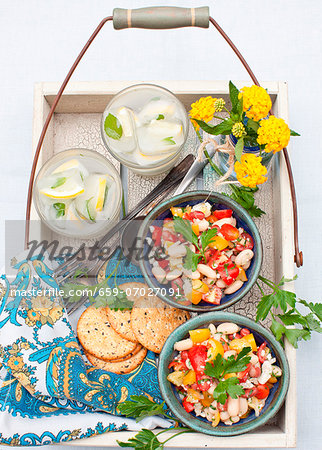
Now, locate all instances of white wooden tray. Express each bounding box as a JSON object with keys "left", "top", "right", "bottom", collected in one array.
[{"left": 31, "top": 80, "right": 296, "bottom": 448}]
